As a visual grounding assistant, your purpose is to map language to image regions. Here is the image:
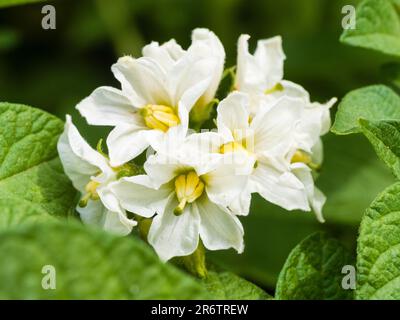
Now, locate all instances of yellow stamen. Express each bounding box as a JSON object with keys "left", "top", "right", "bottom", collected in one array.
[
  {"left": 174, "top": 171, "right": 205, "bottom": 215},
  {"left": 291, "top": 150, "right": 312, "bottom": 164},
  {"left": 141, "top": 104, "right": 179, "bottom": 132},
  {"left": 79, "top": 180, "right": 100, "bottom": 207},
  {"left": 291, "top": 150, "right": 320, "bottom": 170},
  {"left": 264, "top": 82, "right": 284, "bottom": 95},
  {"left": 220, "top": 141, "right": 247, "bottom": 154}
]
